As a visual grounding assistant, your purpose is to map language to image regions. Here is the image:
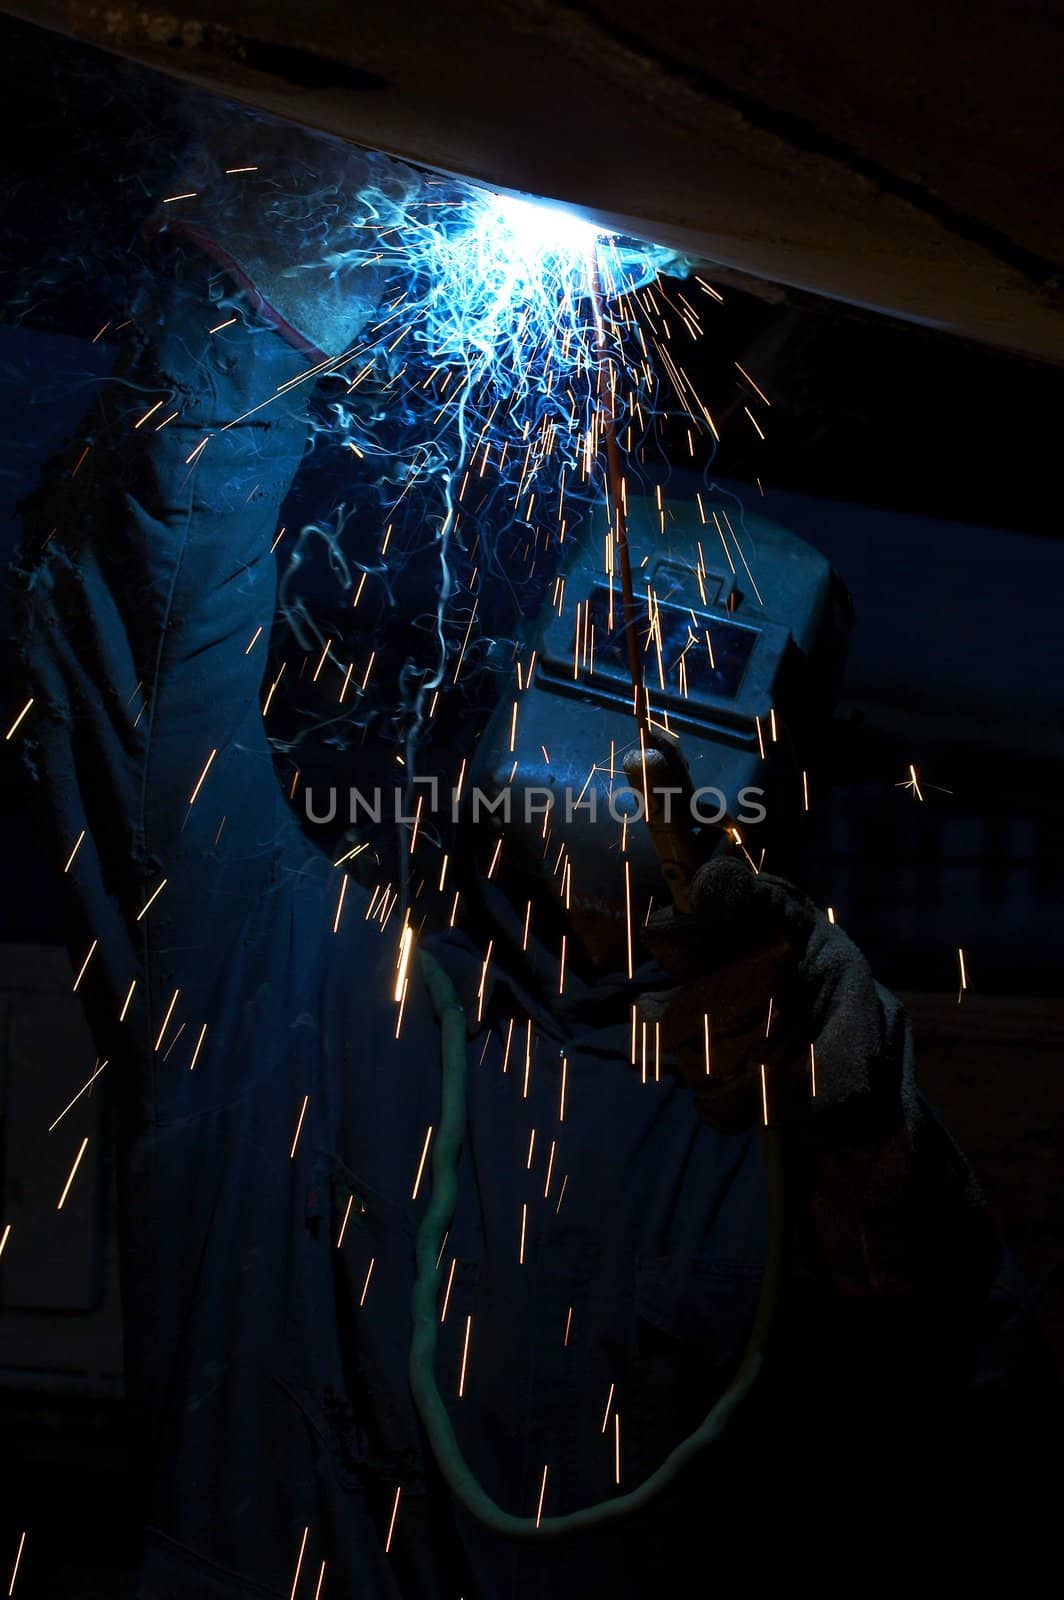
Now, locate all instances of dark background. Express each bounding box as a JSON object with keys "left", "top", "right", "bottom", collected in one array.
[{"left": 0, "top": 17, "right": 1061, "bottom": 1593}]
